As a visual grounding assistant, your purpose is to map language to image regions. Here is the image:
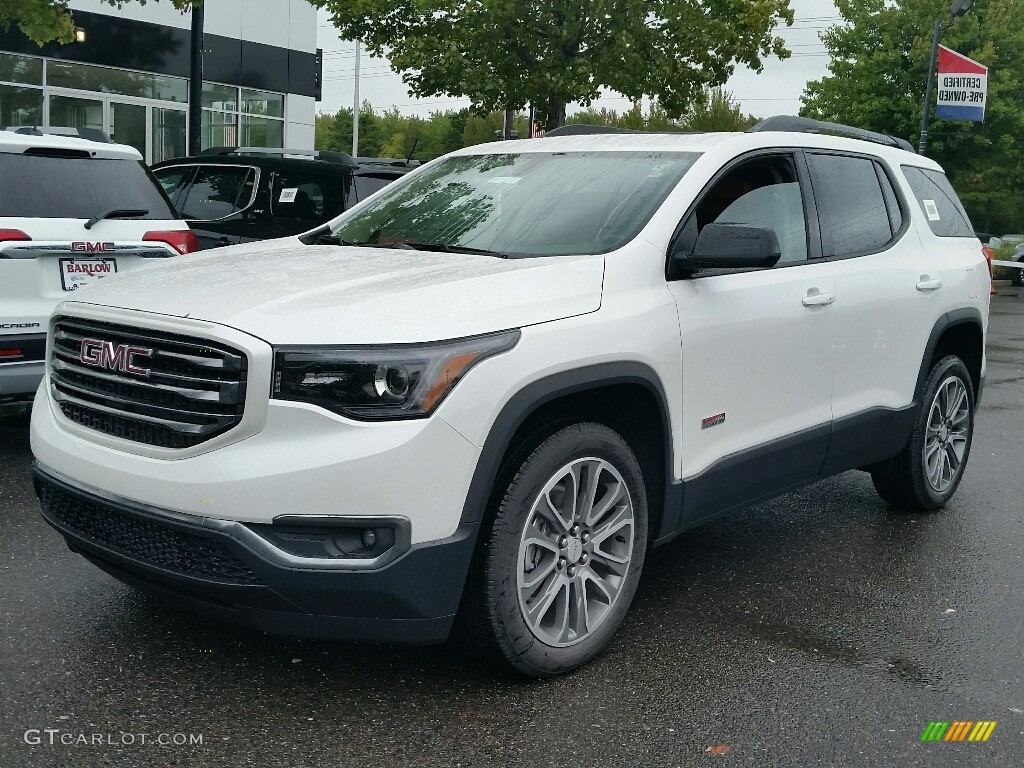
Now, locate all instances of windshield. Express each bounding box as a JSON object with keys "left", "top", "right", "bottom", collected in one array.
[{"left": 329, "top": 151, "right": 700, "bottom": 257}]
